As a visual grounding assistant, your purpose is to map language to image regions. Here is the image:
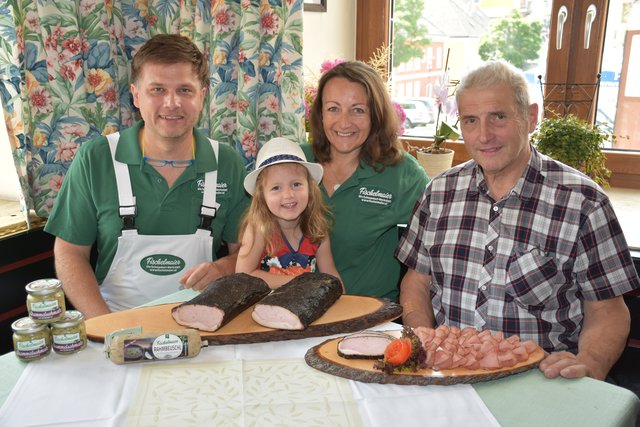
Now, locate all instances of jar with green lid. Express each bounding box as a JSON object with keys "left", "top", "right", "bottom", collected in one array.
[
  {"left": 25, "top": 278, "right": 66, "bottom": 323},
  {"left": 12, "top": 317, "right": 51, "bottom": 362},
  {"left": 51, "top": 310, "right": 87, "bottom": 355}
]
